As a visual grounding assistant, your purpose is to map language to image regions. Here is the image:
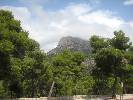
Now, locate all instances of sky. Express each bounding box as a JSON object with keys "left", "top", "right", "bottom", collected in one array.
[{"left": 0, "top": 0, "right": 133, "bottom": 52}]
